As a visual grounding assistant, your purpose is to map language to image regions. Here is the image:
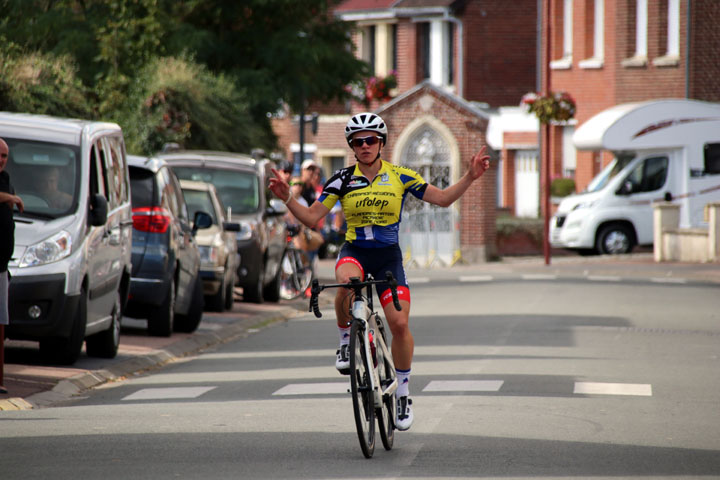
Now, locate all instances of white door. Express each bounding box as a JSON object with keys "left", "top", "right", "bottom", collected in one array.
[
  {"left": 399, "top": 126, "right": 457, "bottom": 267},
  {"left": 514, "top": 150, "right": 539, "bottom": 218}
]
